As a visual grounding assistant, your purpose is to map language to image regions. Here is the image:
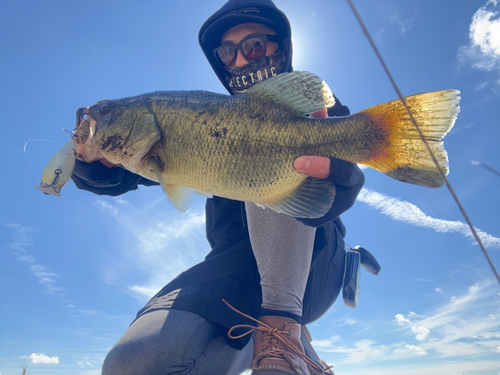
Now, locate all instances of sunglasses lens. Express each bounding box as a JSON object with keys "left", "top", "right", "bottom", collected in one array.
[
  {"left": 214, "top": 35, "right": 269, "bottom": 67},
  {"left": 241, "top": 37, "right": 266, "bottom": 60},
  {"left": 216, "top": 46, "right": 236, "bottom": 67}
]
